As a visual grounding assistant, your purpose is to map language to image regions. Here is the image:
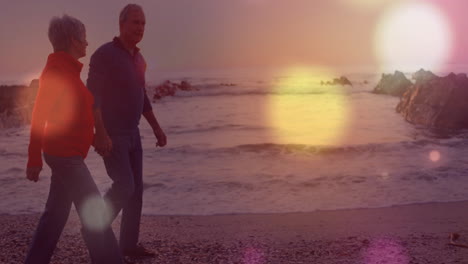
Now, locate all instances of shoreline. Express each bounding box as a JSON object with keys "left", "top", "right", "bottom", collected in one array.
[
  {"left": 3, "top": 201, "right": 468, "bottom": 263},
  {"left": 5, "top": 199, "right": 468, "bottom": 218}
]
